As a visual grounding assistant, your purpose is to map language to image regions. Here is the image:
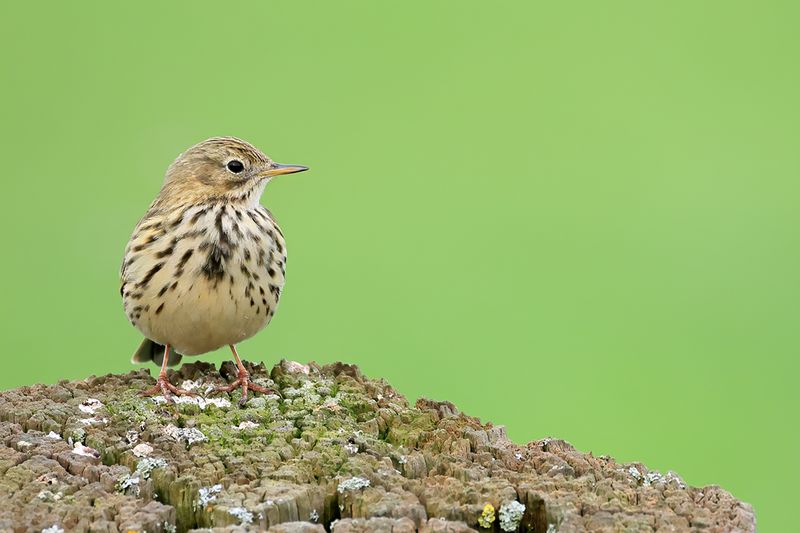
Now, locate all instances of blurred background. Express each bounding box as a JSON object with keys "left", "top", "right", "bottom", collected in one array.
[{"left": 1, "top": 1, "right": 797, "bottom": 529}]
